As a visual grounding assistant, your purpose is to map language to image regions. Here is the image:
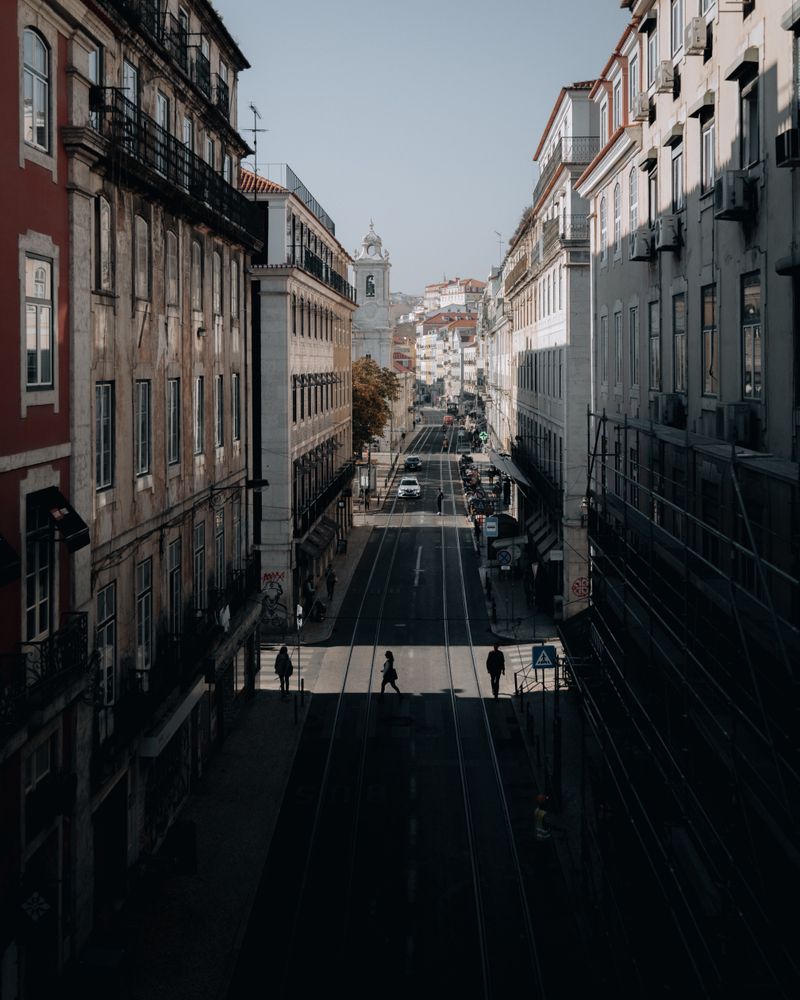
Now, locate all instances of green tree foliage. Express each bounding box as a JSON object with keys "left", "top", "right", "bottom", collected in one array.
[{"left": 352, "top": 357, "right": 399, "bottom": 454}]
